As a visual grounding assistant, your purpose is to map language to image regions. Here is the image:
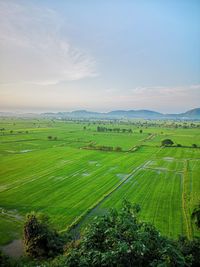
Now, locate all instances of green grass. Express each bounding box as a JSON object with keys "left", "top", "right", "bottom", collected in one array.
[{"left": 0, "top": 118, "right": 200, "bottom": 245}]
